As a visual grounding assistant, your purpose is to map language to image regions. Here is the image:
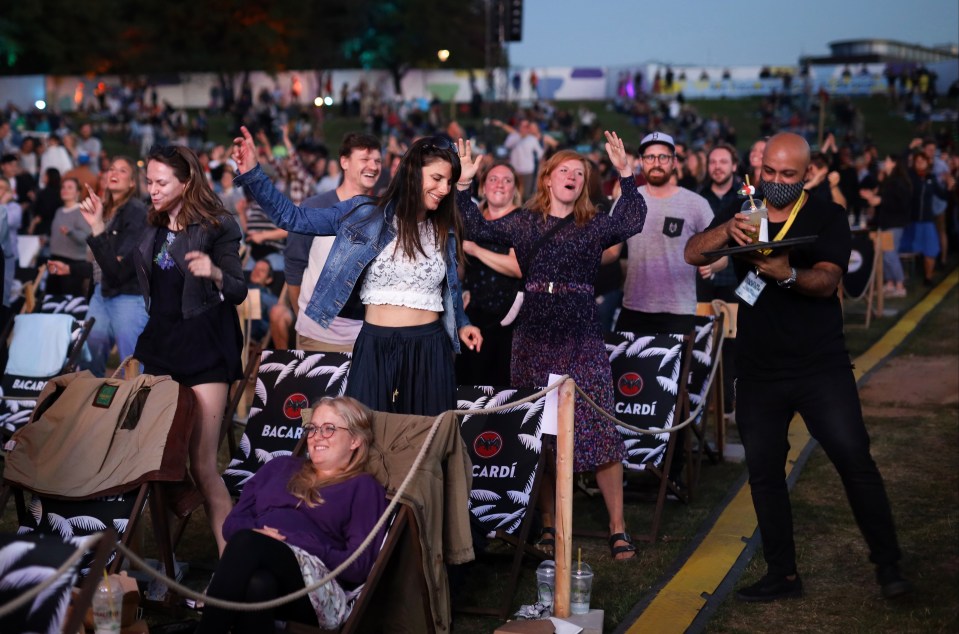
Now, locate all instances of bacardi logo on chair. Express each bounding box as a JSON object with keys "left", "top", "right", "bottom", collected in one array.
[
  {"left": 473, "top": 431, "right": 503, "bottom": 459},
  {"left": 617, "top": 372, "right": 644, "bottom": 397},
  {"left": 283, "top": 393, "right": 309, "bottom": 420},
  {"left": 12, "top": 378, "right": 49, "bottom": 392}
]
